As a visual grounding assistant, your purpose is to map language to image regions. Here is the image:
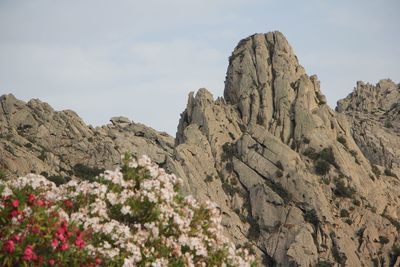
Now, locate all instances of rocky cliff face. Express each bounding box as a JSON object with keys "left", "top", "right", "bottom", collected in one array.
[
  {"left": 0, "top": 94, "right": 174, "bottom": 178},
  {"left": 1, "top": 31, "right": 399, "bottom": 267},
  {"left": 337, "top": 79, "right": 400, "bottom": 174}
]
